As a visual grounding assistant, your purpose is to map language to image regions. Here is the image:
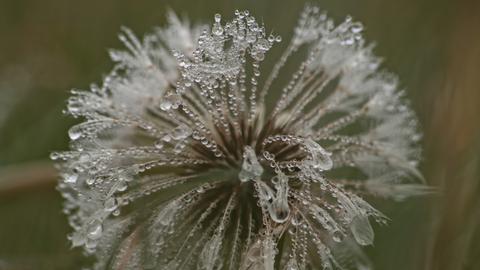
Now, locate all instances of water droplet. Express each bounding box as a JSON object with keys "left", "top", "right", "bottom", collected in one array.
[
  {"left": 303, "top": 138, "right": 333, "bottom": 171},
  {"left": 239, "top": 146, "right": 264, "bottom": 182},
  {"left": 86, "top": 178, "right": 95, "bottom": 185},
  {"left": 70, "top": 232, "right": 85, "bottom": 247},
  {"left": 291, "top": 211, "right": 303, "bottom": 226},
  {"left": 252, "top": 50, "right": 264, "bottom": 61},
  {"left": 246, "top": 33, "right": 257, "bottom": 43},
  {"left": 332, "top": 230, "right": 344, "bottom": 242},
  {"left": 256, "top": 38, "right": 270, "bottom": 50},
  {"left": 267, "top": 171, "right": 290, "bottom": 223},
  {"left": 351, "top": 22, "right": 363, "bottom": 33},
  {"left": 162, "top": 134, "right": 172, "bottom": 142},
  {"left": 87, "top": 220, "right": 103, "bottom": 240},
  {"left": 64, "top": 173, "right": 78, "bottom": 183},
  {"left": 85, "top": 238, "right": 98, "bottom": 249},
  {"left": 174, "top": 142, "right": 185, "bottom": 153},
  {"left": 104, "top": 197, "right": 117, "bottom": 212},
  {"left": 341, "top": 35, "right": 355, "bottom": 46},
  {"left": 154, "top": 140, "right": 164, "bottom": 149},
  {"left": 79, "top": 153, "right": 90, "bottom": 162},
  {"left": 212, "top": 23, "right": 224, "bottom": 36},
  {"left": 116, "top": 180, "right": 127, "bottom": 192},
  {"left": 171, "top": 124, "right": 192, "bottom": 140},
  {"left": 268, "top": 199, "right": 289, "bottom": 223},
  {"left": 68, "top": 126, "right": 82, "bottom": 140},
  {"left": 160, "top": 99, "right": 172, "bottom": 111},
  {"left": 350, "top": 215, "right": 374, "bottom": 246},
  {"left": 50, "top": 152, "right": 59, "bottom": 160},
  {"left": 160, "top": 201, "right": 178, "bottom": 226},
  {"left": 286, "top": 258, "right": 299, "bottom": 270}
]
